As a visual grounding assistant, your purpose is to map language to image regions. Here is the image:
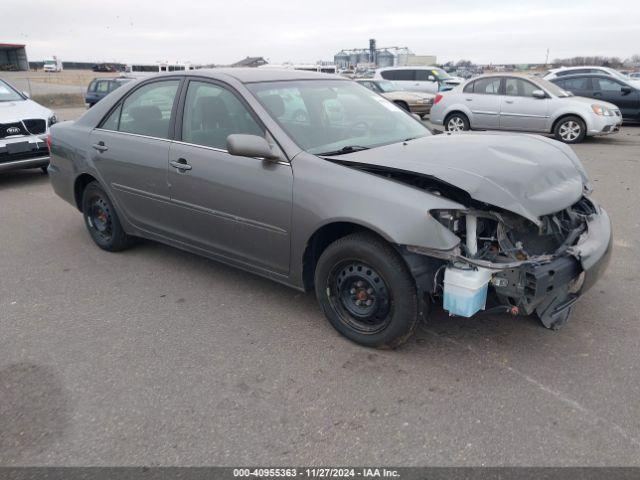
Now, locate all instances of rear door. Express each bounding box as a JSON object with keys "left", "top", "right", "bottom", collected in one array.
[
  {"left": 463, "top": 77, "right": 501, "bottom": 129},
  {"left": 89, "top": 79, "right": 181, "bottom": 234},
  {"left": 167, "top": 79, "right": 293, "bottom": 274},
  {"left": 499, "top": 77, "right": 549, "bottom": 132},
  {"left": 555, "top": 77, "right": 591, "bottom": 97}
]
